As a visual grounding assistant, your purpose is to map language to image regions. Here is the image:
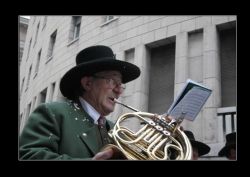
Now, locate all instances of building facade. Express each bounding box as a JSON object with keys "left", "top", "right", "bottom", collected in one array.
[{"left": 19, "top": 15, "right": 236, "bottom": 159}]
